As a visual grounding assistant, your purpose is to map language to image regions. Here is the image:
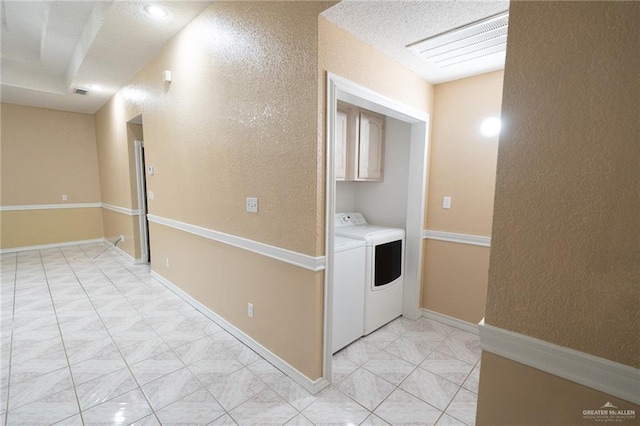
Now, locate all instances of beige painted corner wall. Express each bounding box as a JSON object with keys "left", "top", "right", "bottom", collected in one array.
[
  {"left": 102, "top": 209, "right": 138, "bottom": 259},
  {"left": 477, "top": 352, "right": 640, "bottom": 425},
  {"left": 150, "top": 223, "right": 324, "bottom": 379},
  {"left": 1, "top": 103, "right": 102, "bottom": 205},
  {"left": 421, "top": 71, "right": 503, "bottom": 323},
  {"left": 95, "top": 109, "right": 134, "bottom": 211},
  {"left": 426, "top": 71, "right": 502, "bottom": 236},
  {"left": 95, "top": 117, "right": 143, "bottom": 260},
  {"left": 485, "top": 1, "right": 639, "bottom": 368},
  {"left": 94, "top": 2, "right": 334, "bottom": 380},
  {"left": 421, "top": 240, "right": 489, "bottom": 323},
  {"left": 1, "top": 209, "right": 103, "bottom": 248},
  {"left": 0, "top": 103, "right": 103, "bottom": 248}
]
